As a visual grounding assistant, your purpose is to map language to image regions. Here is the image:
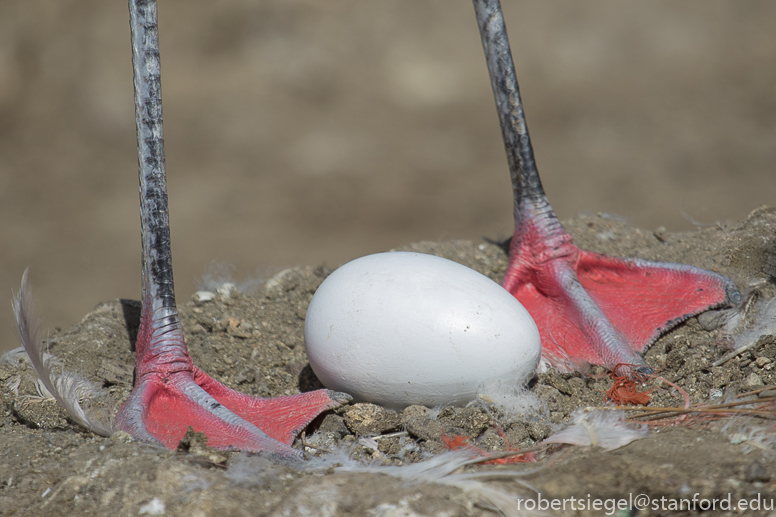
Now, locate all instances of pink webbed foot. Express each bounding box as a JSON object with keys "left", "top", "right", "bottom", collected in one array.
[
  {"left": 115, "top": 294, "right": 349, "bottom": 456},
  {"left": 116, "top": 365, "right": 347, "bottom": 455},
  {"left": 473, "top": 0, "right": 741, "bottom": 373},
  {"left": 116, "top": 306, "right": 350, "bottom": 456},
  {"left": 501, "top": 202, "right": 740, "bottom": 372},
  {"left": 117, "top": 371, "right": 347, "bottom": 455}
]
